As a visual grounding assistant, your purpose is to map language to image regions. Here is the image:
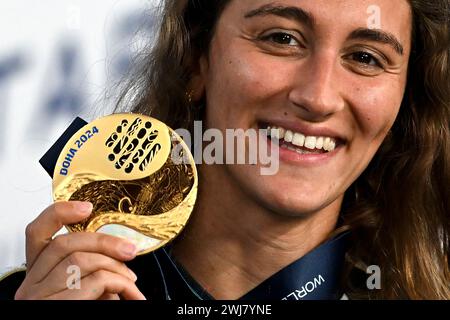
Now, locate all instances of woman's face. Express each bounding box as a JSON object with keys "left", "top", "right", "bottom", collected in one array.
[{"left": 197, "top": 0, "right": 412, "bottom": 216}]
